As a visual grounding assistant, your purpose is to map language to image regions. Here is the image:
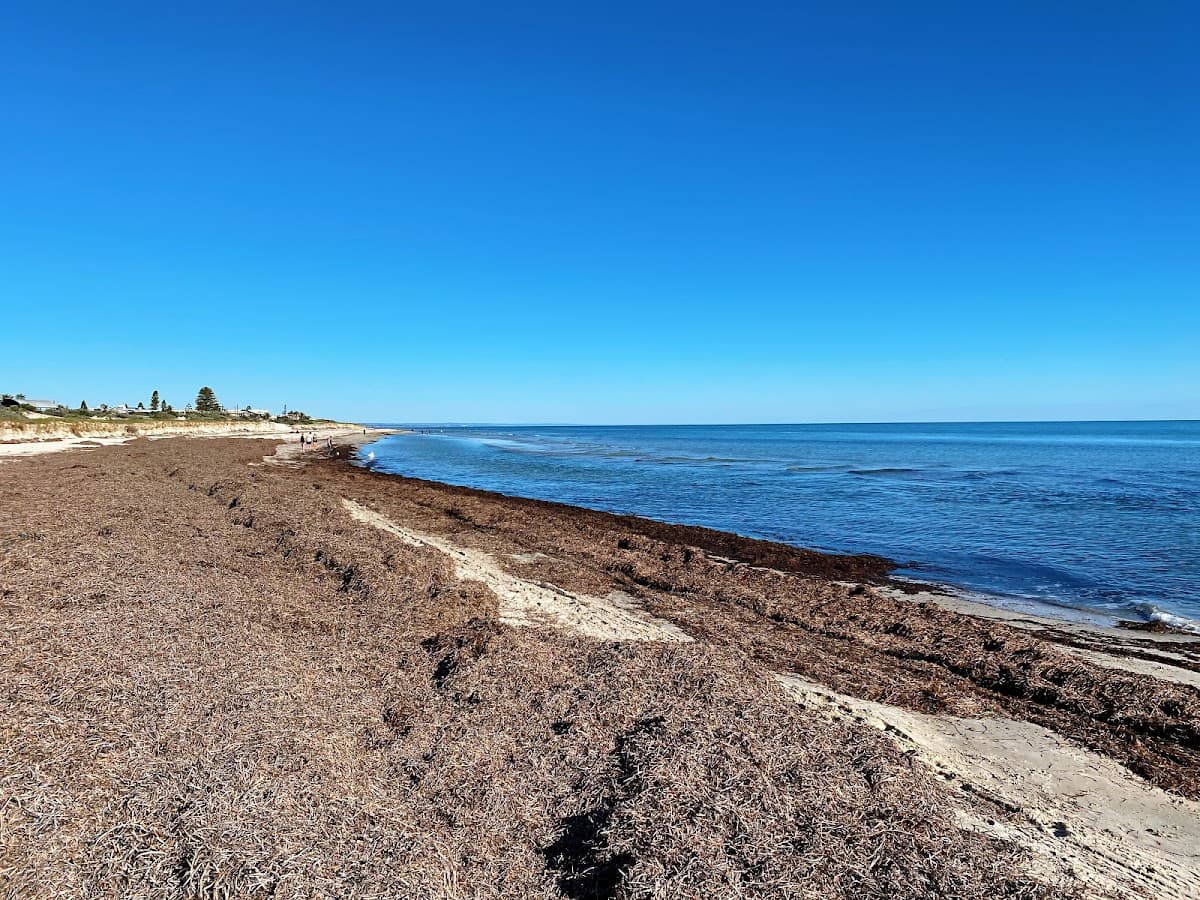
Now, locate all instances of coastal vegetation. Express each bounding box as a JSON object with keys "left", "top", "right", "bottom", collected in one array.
[
  {"left": 1, "top": 386, "right": 334, "bottom": 428},
  {"left": 195, "top": 385, "right": 220, "bottom": 413}
]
